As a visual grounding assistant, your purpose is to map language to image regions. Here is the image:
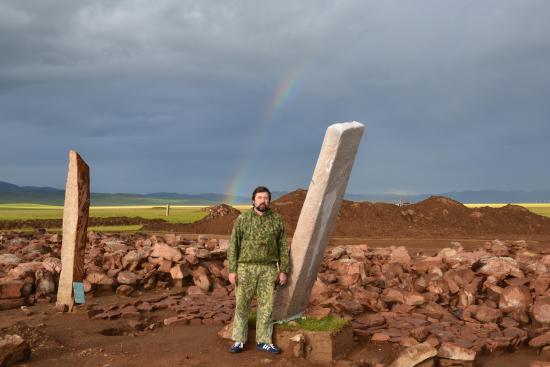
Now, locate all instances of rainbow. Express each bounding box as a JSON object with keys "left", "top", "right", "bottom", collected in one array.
[
  {"left": 264, "top": 65, "right": 302, "bottom": 121},
  {"left": 223, "top": 66, "right": 302, "bottom": 204},
  {"left": 224, "top": 160, "right": 249, "bottom": 205}
]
